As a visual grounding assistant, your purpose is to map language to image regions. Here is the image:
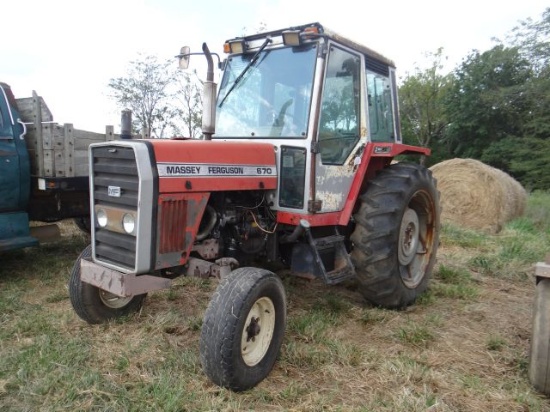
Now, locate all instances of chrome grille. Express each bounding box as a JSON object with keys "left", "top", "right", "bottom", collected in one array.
[{"left": 91, "top": 146, "right": 138, "bottom": 269}]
